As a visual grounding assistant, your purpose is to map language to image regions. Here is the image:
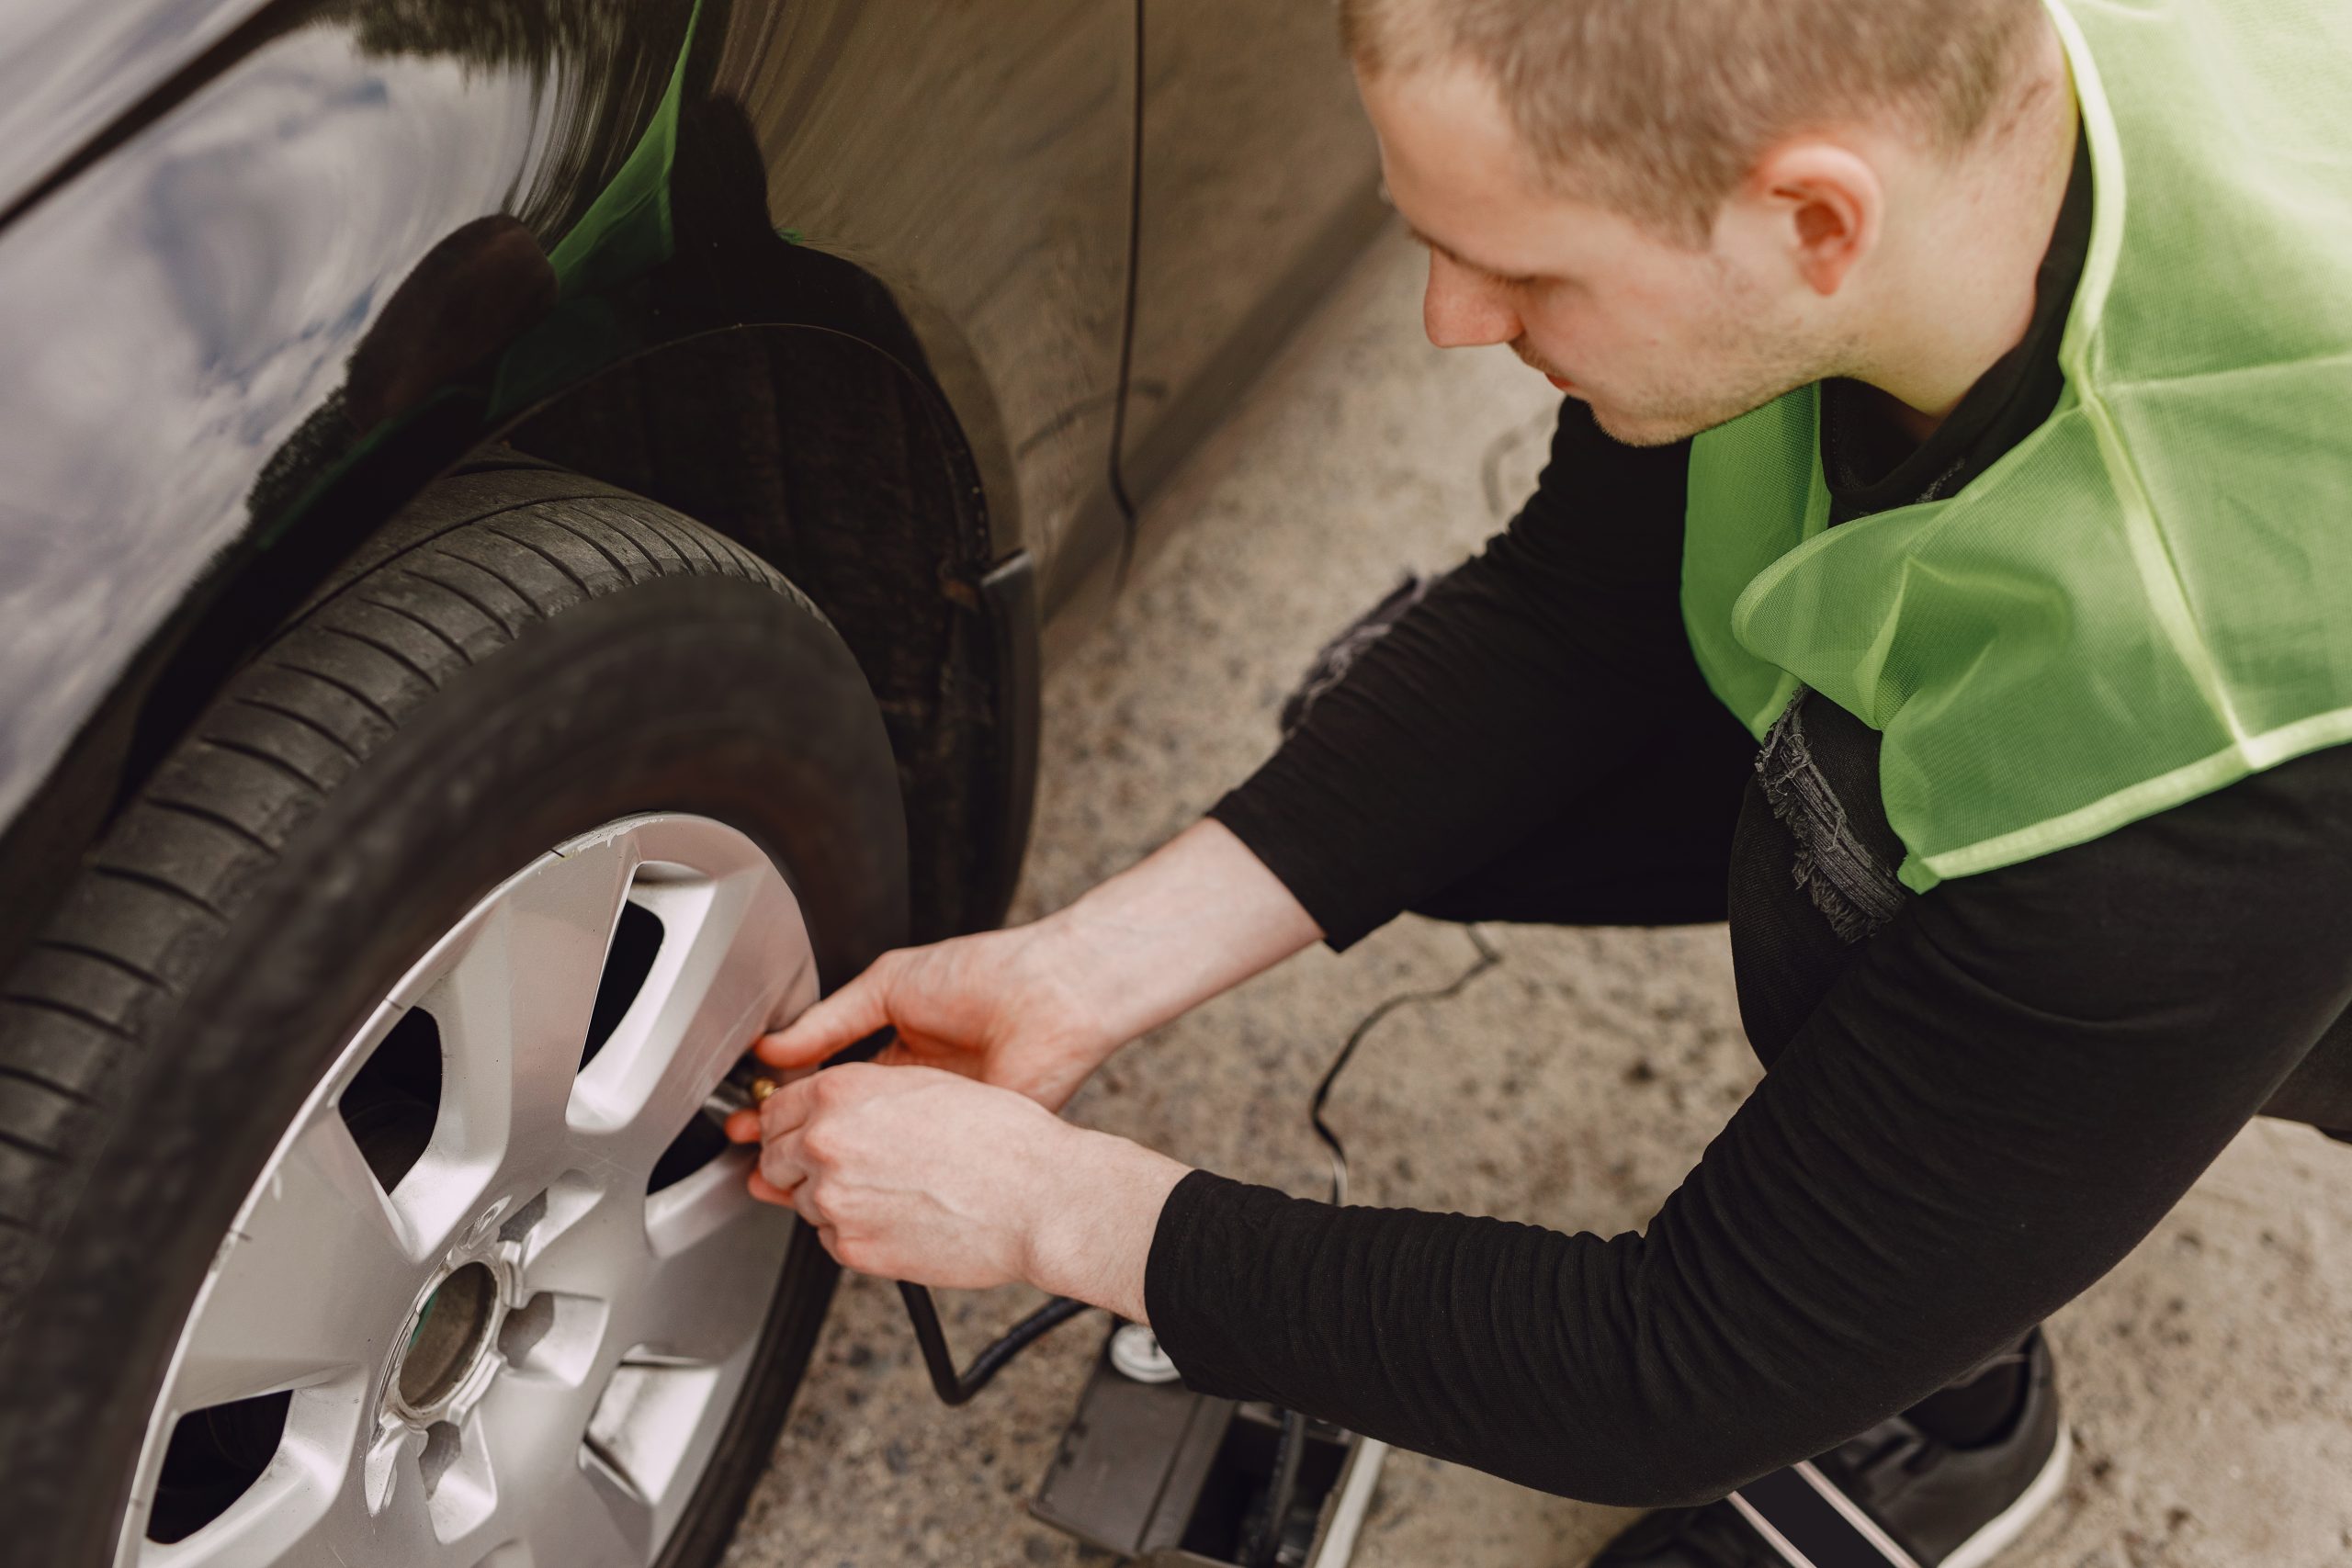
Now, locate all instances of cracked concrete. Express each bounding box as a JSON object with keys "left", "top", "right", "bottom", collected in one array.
[{"left": 724, "top": 229, "right": 2352, "bottom": 1568}]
